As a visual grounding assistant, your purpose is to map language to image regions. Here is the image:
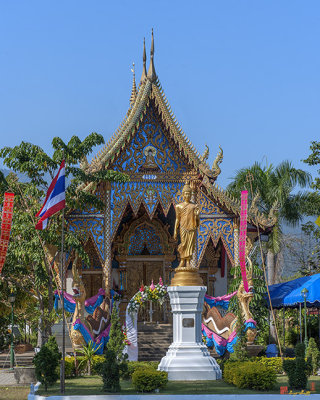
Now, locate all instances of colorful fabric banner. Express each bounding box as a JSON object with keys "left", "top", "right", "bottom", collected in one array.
[
  {"left": 204, "top": 291, "right": 237, "bottom": 310},
  {"left": 202, "top": 319, "right": 257, "bottom": 356},
  {"left": 73, "top": 319, "right": 110, "bottom": 354},
  {"left": 54, "top": 288, "right": 107, "bottom": 315},
  {"left": 0, "top": 193, "right": 14, "bottom": 274},
  {"left": 239, "top": 190, "right": 249, "bottom": 292}
]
